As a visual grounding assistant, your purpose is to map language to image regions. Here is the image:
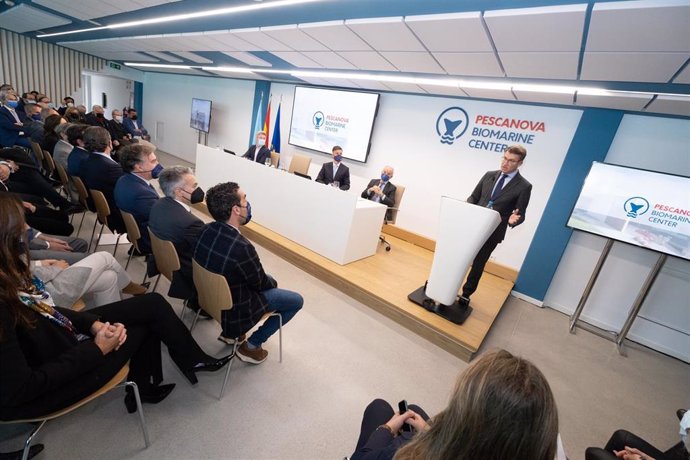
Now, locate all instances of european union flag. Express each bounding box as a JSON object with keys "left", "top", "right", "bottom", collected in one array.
[{"left": 271, "top": 103, "right": 282, "bottom": 153}]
